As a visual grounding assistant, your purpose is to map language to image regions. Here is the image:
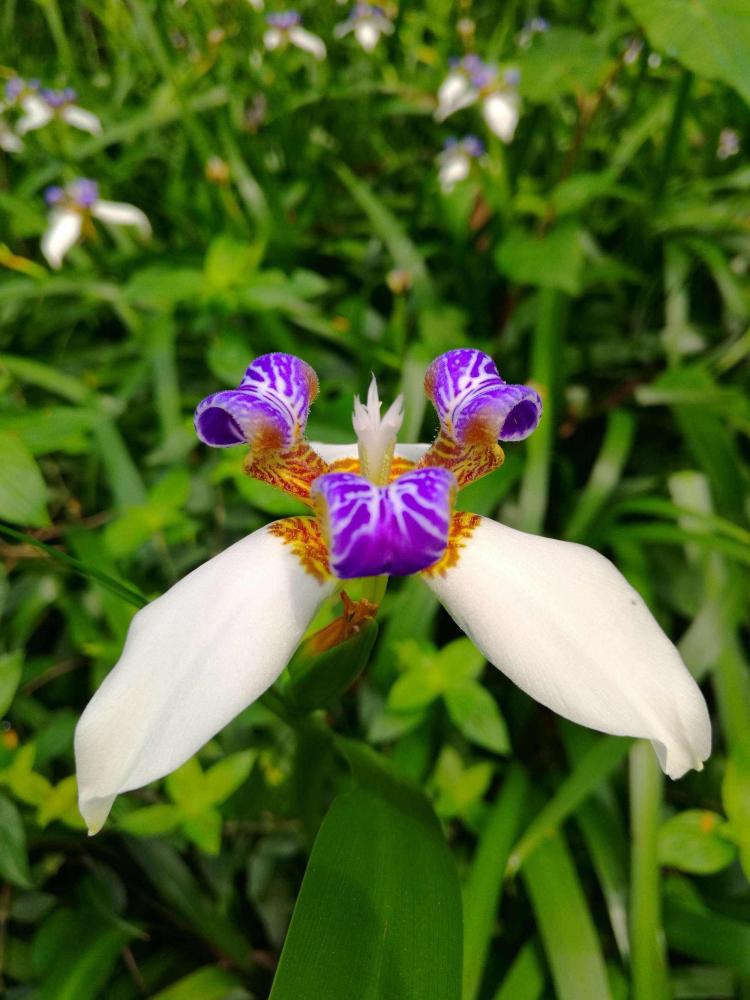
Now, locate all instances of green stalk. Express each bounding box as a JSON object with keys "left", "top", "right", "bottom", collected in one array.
[
  {"left": 37, "top": 0, "right": 74, "bottom": 70},
  {"left": 653, "top": 69, "right": 692, "bottom": 203},
  {"left": 516, "top": 289, "right": 567, "bottom": 534},
  {"left": 629, "top": 742, "right": 669, "bottom": 1000}
]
